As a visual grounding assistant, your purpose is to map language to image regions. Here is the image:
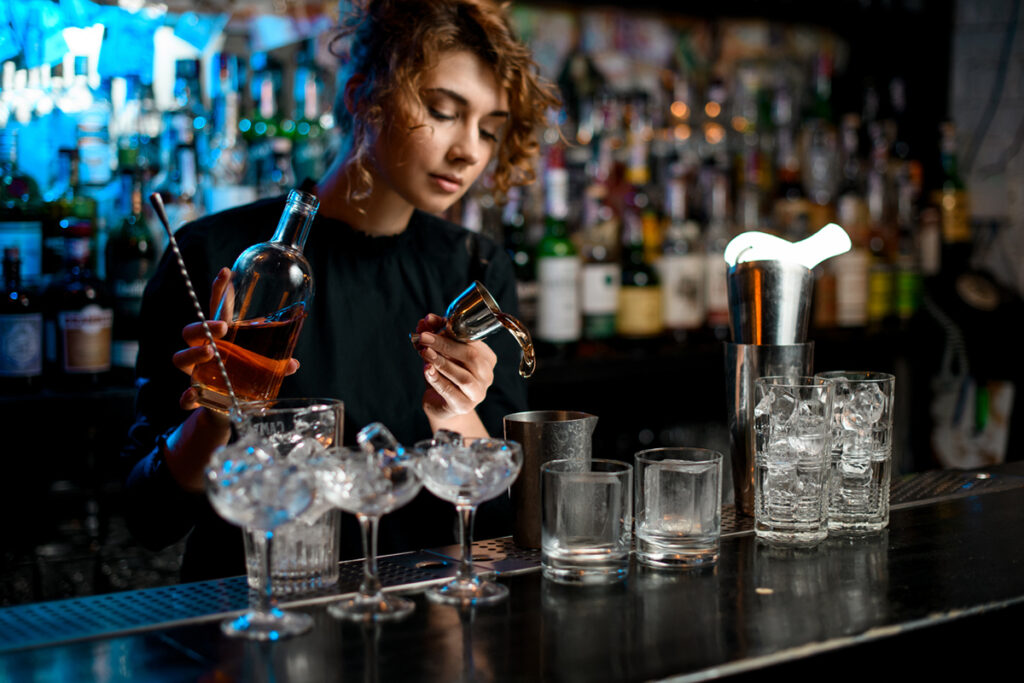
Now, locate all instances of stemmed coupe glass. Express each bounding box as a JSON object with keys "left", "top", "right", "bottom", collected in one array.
[
  {"left": 205, "top": 437, "right": 316, "bottom": 640},
  {"left": 321, "top": 423, "right": 423, "bottom": 621},
  {"left": 414, "top": 433, "right": 523, "bottom": 605}
]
